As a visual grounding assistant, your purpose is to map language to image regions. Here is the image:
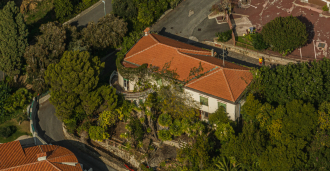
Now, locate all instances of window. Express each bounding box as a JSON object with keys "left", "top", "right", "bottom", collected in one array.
[
  {"left": 123, "top": 78, "right": 129, "bottom": 90},
  {"left": 200, "top": 96, "right": 208, "bottom": 106},
  {"left": 218, "top": 102, "right": 226, "bottom": 111}
]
